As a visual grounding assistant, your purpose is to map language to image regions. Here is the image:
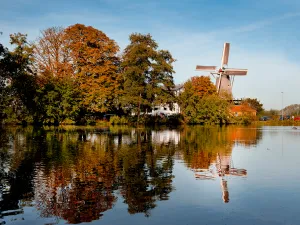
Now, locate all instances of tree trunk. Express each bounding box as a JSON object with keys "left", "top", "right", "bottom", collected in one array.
[{"left": 137, "top": 92, "right": 141, "bottom": 124}]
